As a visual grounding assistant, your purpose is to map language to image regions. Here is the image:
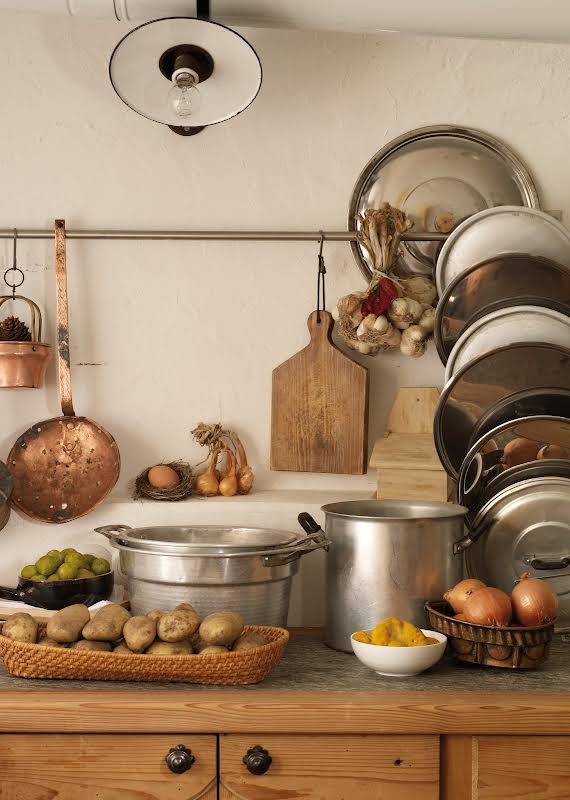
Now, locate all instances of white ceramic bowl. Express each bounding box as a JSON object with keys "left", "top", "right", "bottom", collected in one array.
[{"left": 351, "top": 629, "right": 447, "bottom": 677}]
